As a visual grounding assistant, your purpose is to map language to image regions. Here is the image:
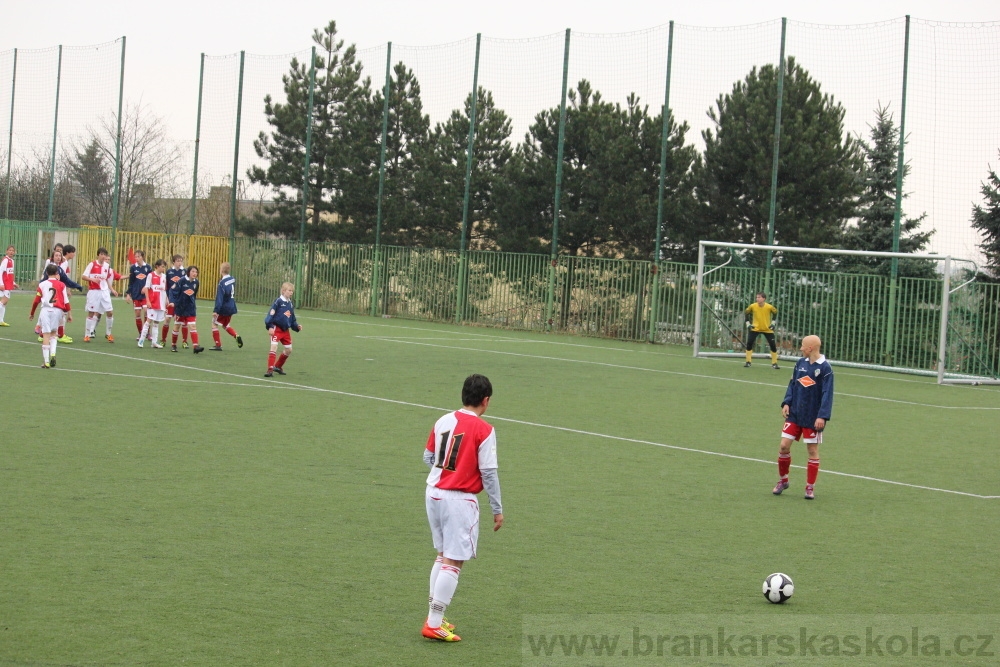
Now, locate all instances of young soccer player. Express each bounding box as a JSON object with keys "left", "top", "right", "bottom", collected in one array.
[
  {"left": 125, "top": 250, "right": 153, "bottom": 340},
  {"left": 139, "top": 259, "right": 168, "bottom": 348},
  {"left": 773, "top": 334, "right": 834, "bottom": 500},
  {"left": 744, "top": 292, "right": 780, "bottom": 369},
  {"left": 35, "top": 249, "right": 84, "bottom": 342},
  {"left": 421, "top": 374, "right": 504, "bottom": 642},
  {"left": 164, "top": 255, "right": 186, "bottom": 348},
  {"left": 263, "top": 282, "right": 302, "bottom": 377},
  {"left": 56, "top": 244, "right": 81, "bottom": 343},
  {"left": 170, "top": 266, "right": 204, "bottom": 353},
  {"left": 81, "top": 247, "right": 119, "bottom": 343},
  {"left": 0, "top": 244, "right": 17, "bottom": 326},
  {"left": 33, "top": 264, "right": 72, "bottom": 368},
  {"left": 209, "top": 262, "right": 242, "bottom": 351}
]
